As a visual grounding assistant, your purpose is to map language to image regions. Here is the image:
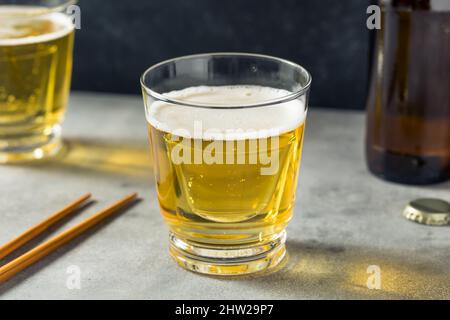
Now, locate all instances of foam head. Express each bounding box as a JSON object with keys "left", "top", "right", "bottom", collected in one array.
[
  {"left": 146, "top": 85, "right": 307, "bottom": 140},
  {"left": 0, "top": 6, "right": 74, "bottom": 46}
]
